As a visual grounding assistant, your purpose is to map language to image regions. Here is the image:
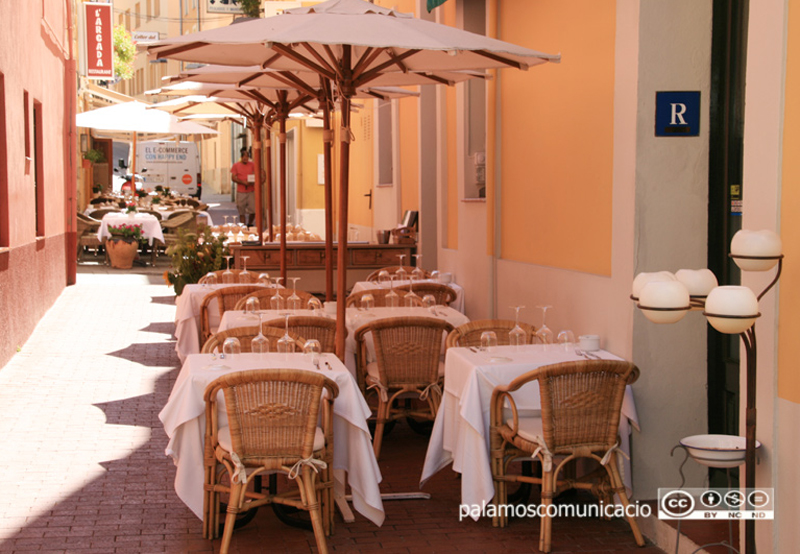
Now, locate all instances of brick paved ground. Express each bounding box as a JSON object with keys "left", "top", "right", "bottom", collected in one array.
[{"left": 0, "top": 198, "right": 668, "bottom": 552}]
